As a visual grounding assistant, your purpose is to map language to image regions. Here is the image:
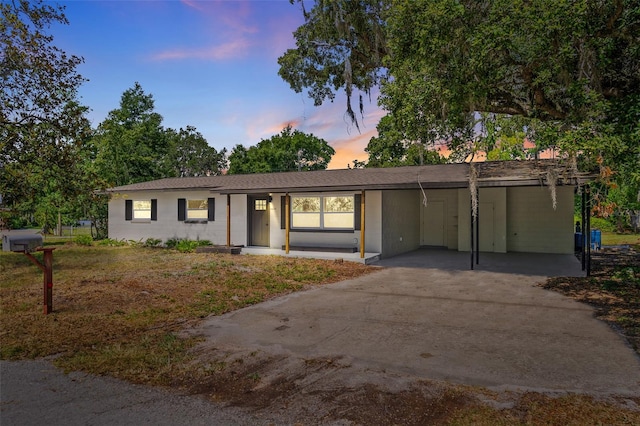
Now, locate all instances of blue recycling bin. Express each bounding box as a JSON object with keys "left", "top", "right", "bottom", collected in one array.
[
  {"left": 590, "top": 229, "right": 601, "bottom": 250},
  {"left": 574, "top": 232, "right": 583, "bottom": 252}
]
